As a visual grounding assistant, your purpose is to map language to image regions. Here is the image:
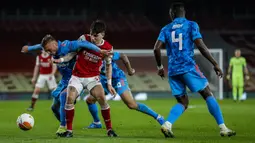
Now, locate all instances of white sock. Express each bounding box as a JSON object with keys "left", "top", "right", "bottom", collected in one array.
[
  {"left": 93, "top": 121, "right": 101, "bottom": 124},
  {"left": 67, "top": 129, "right": 72, "bottom": 132},
  {"left": 219, "top": 123, "right": 227, "bottom": 130},
  {"left": 163, "top": 121, "right": 172, "bottom": 129}
]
